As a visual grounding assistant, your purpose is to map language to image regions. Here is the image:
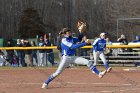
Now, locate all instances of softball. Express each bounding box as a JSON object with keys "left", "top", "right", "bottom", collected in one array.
[
  {"left": 86, "top": 39, "right": 90, "bottom": 41},
  {"left": 86, "top": 39, "right": 90, "bottom": 43}
]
